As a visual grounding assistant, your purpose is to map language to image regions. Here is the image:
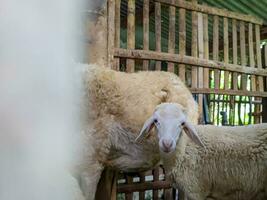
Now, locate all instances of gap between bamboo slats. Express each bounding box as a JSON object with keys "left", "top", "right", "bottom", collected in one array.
[
  {"left": 198, "top": 12, "right": 204, "bottom": 123},
  {"left": 191, "top": 0, "right": 198, "bottom": 89},
  {"left": 203, "top": 13, "right": 209, "bottom": 89},
  {"left": 223, "top": 17, "right": 229, "bottom": 90},
  {"left": 155, "top": 2, "right": 161, "bottom": 70},
  {"left": 249, "top": 23, "right": 256, "bottom": 92},
  {"left": 213, "top": 15, "right": 219, "bottom": 90},
  {"left": 179, "top": 8, "right": 186, "bottom": 81},
  {"left": 168, "top": 0, "right": 176, "bottom": 72},
  {"left": 240, "top": 21, "right": 247, "bottom": 91},
  {"left": 143, "top": 0, "right": 149, "bottom": 70},
  {"left": 114, "top": 0, "right": 121, "bottom": 71},
  {"left": 126, "top": 0, "right": 135, "bottom": 72},
  {"left": 232, "top": 19, "right": 238, "bottom": 91}
]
